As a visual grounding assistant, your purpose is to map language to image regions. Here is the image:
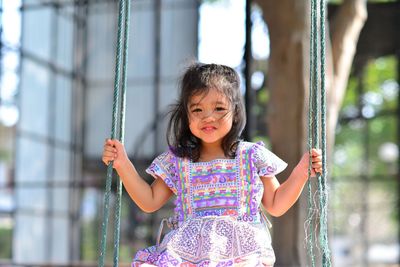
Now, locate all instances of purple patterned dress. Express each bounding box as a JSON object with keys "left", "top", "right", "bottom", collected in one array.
[{"left": 132, "top": 141, "right": 287, "bottom": 267}]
